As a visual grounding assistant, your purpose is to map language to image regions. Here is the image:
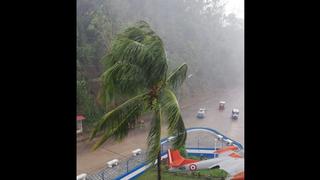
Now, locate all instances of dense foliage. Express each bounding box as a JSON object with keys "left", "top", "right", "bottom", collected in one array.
[
  {"left": 138, "top": 164, "right": 229, "bottom": 179},
  {"left": 90, "top": 21, "right": 187, "bottom": 162},
  {"left": 77, "top": 0, "right": 244, "bottom": 126},
  {"left": 89, "top": 22, "right": 190, "bottom": 180}
]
